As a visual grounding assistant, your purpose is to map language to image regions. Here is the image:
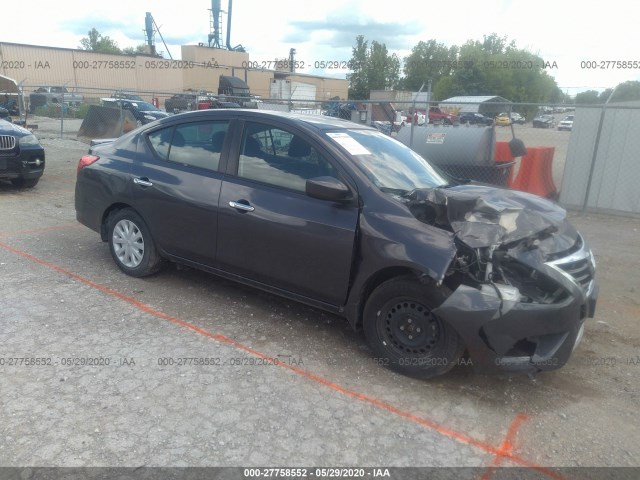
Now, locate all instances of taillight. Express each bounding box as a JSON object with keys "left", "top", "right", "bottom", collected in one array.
[{"left": 77, "top": 155, "right": 100, "bottom": 176}]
